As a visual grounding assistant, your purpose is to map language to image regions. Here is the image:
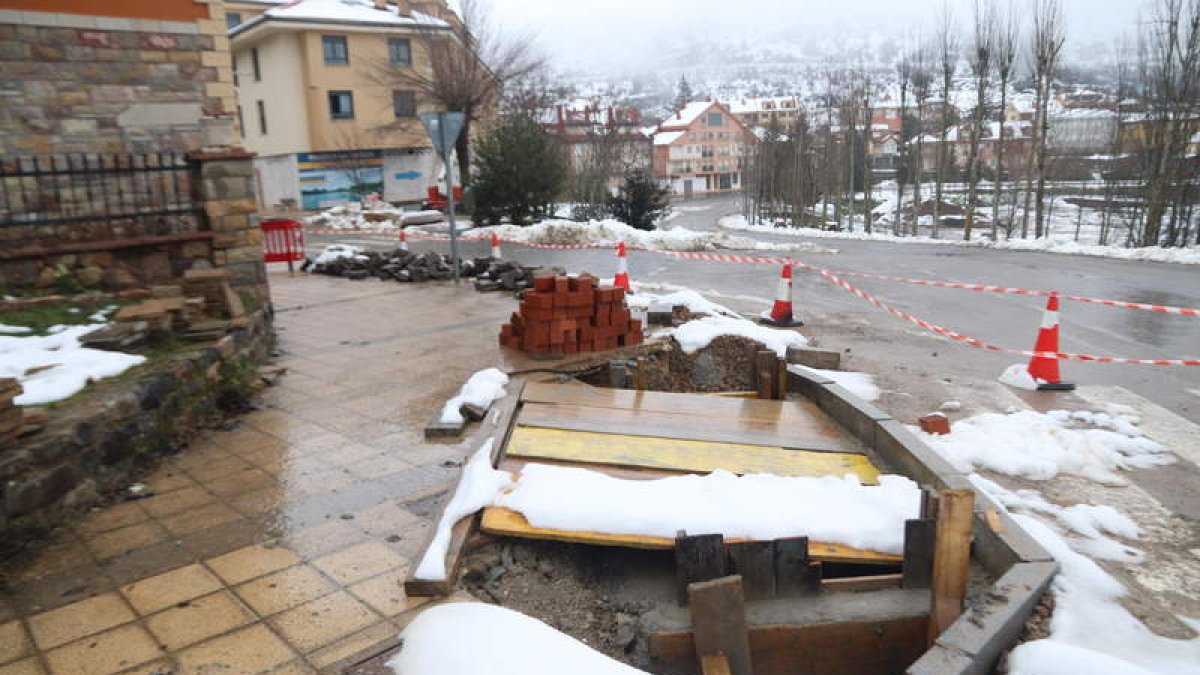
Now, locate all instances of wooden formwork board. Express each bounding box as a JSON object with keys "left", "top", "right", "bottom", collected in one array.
[
  {"left": 506, "top": 426, "right": 881, "bottom": 483},
  {"left": 480, "top": 507, "right": 903, "bottom": 566}
]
